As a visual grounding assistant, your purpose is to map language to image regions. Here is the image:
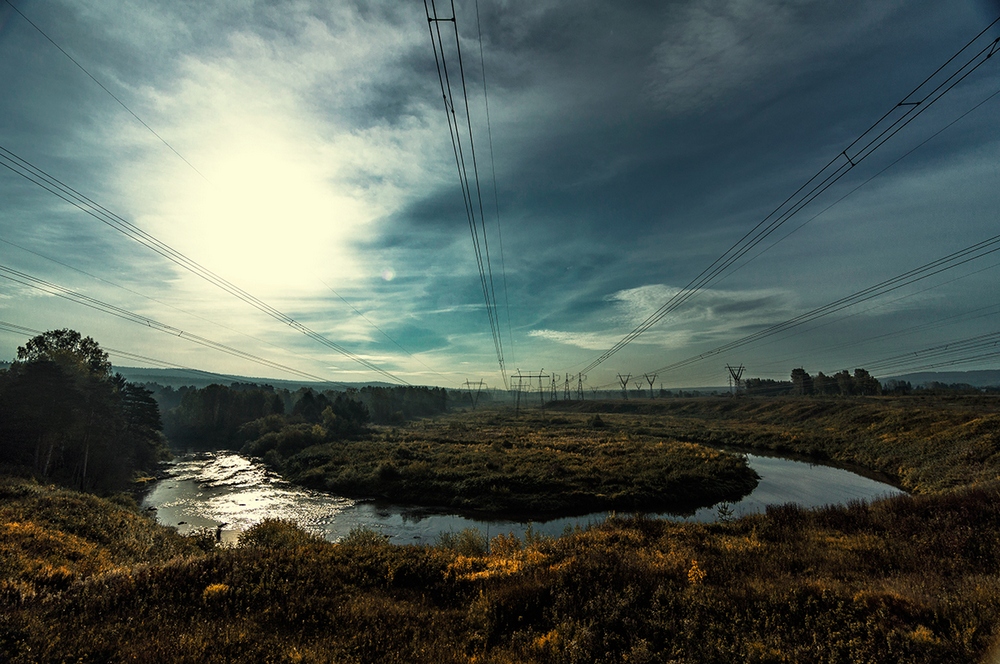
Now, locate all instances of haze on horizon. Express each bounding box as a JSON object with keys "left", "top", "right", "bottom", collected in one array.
[{"left": 1, "top": 0, "right": 999, "bottom": 390}]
